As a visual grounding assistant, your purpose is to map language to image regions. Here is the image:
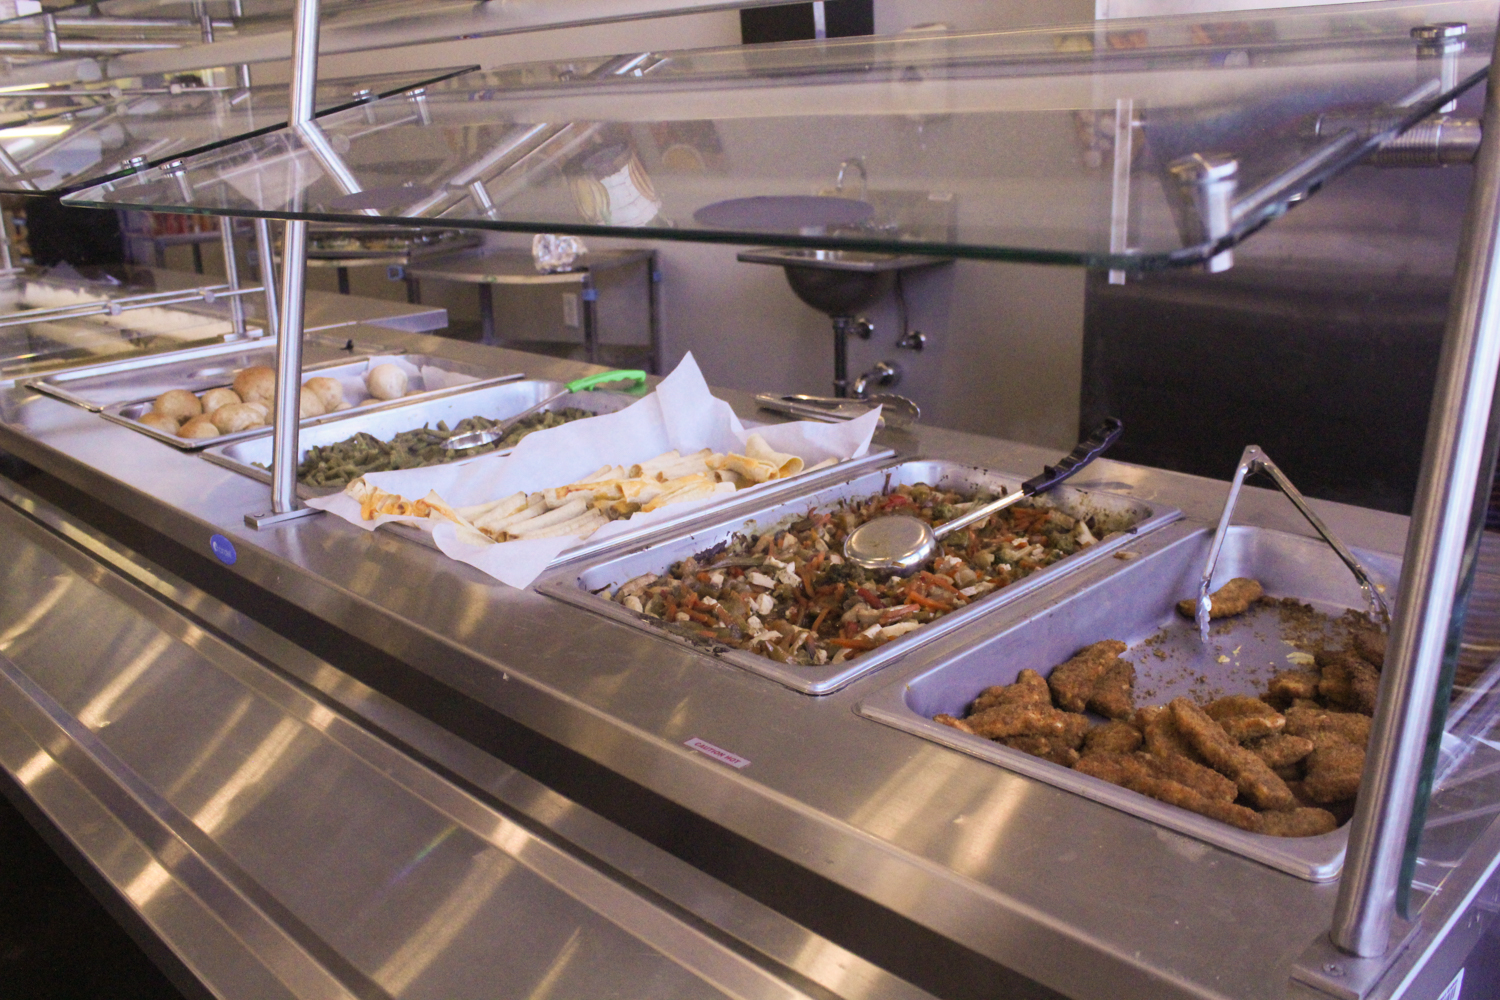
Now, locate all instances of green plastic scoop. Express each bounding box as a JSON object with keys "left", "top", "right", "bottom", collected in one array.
[{"left": 443, "top": 369, "right": 647, "bottom": 452}]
